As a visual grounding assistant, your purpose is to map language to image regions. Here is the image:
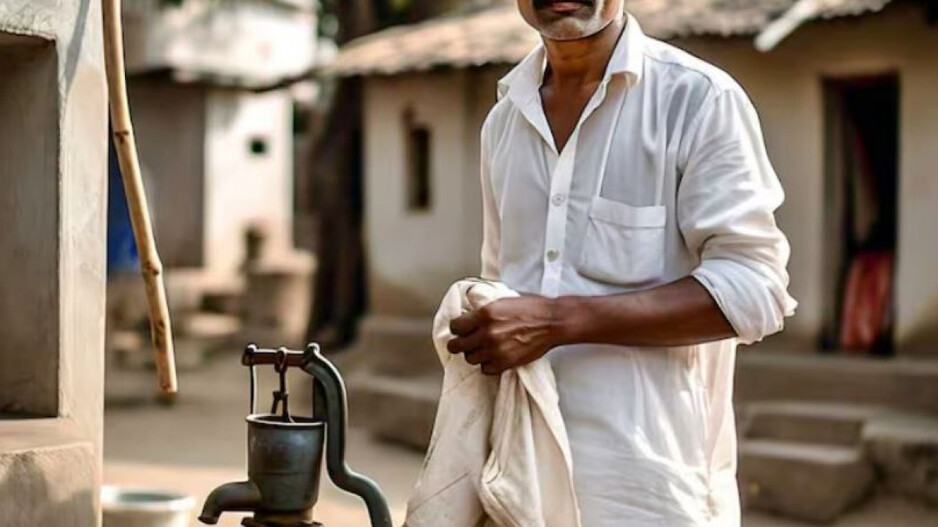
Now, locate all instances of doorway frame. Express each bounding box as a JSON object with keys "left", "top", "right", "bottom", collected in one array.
[{"left": 819, "top": 72, "right": 901, "bottom": 355}]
